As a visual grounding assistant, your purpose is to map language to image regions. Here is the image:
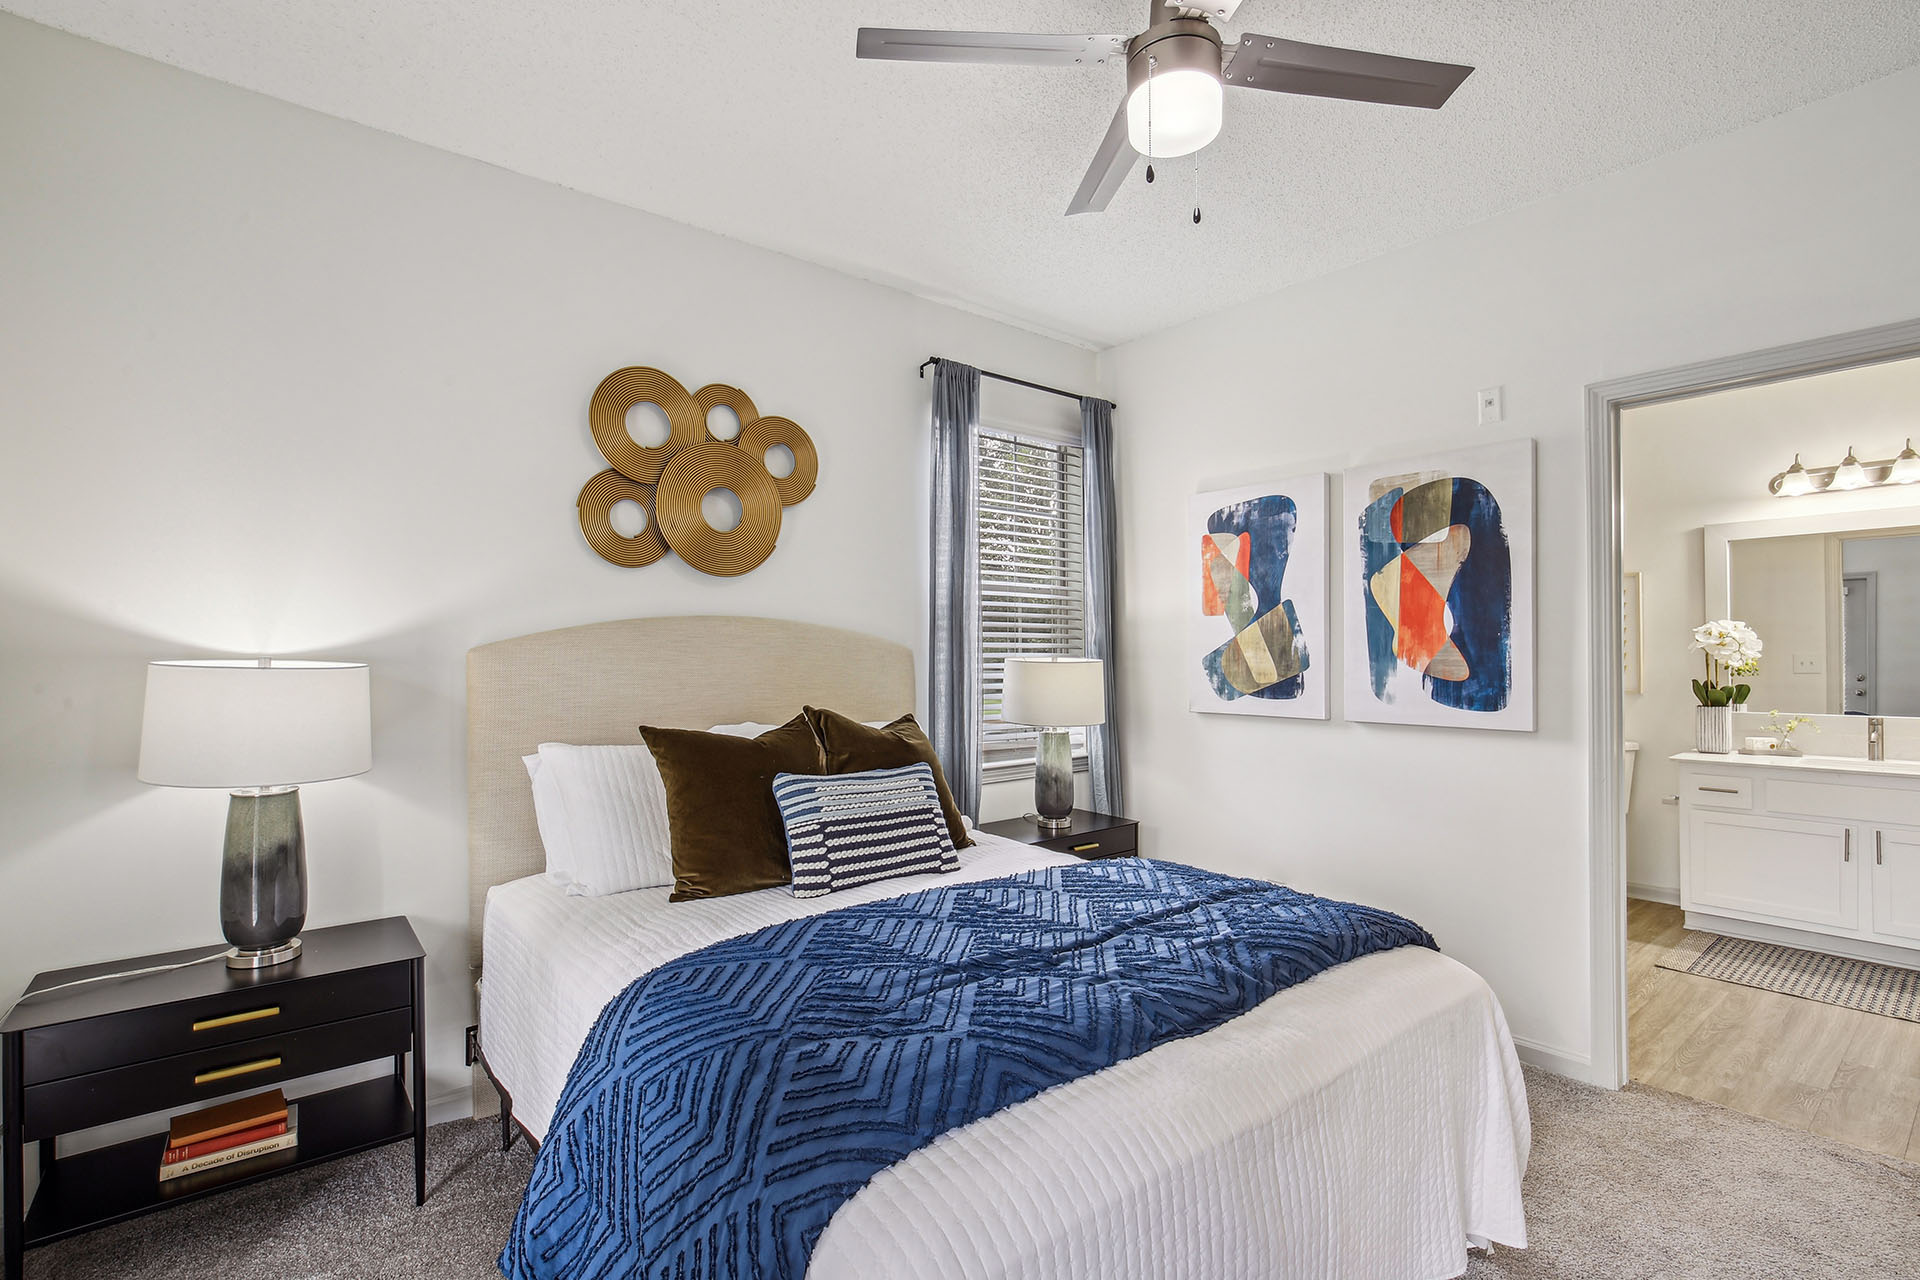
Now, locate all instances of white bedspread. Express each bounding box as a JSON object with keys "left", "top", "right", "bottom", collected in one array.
[{"left": 481, "top": 835, "right": 1529, "bottom": 1279}]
